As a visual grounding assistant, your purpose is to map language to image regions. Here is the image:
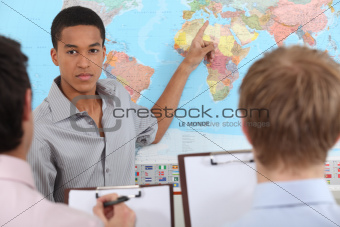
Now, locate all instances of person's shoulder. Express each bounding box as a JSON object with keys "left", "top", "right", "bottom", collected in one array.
[
  {"left": 98, "top": 77, "right": 121, "bottom": 88},
  {"left": 321, "top": 203, "right": 340, "bottom": 223},
  {"left": 32, "top": 99, "right": 54, "bottom": 143},
  {"left": 33, "top": 98, "right": 52, "bottom": 123},
  {"left": 227, "top": 203, "right": 340, "bottom": 227},
  {"left": 98, "top": 78, "right": 127, "bottom": 93},
  {"left": 98, "top": 78, "right": 132, "bottom": 103},
  {"left": 0, "top": 180, "right": 102, "bottom": 227}
]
